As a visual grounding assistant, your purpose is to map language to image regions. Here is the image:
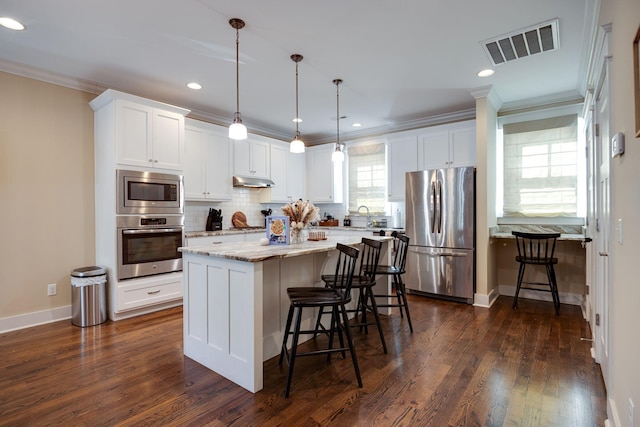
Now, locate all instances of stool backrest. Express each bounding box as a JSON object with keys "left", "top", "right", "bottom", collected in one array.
[
  {"left": 393, "top": 234, "right": 410, "bottom": 271},
  {"left": 329, "top": 243, "right": 360, "bottom": 296},
  {"left": 358, "top": 238, "right": 383, "bottom": 281},
  {"left": 512, "top": 231, "right": 560, "bottom": 263}
]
